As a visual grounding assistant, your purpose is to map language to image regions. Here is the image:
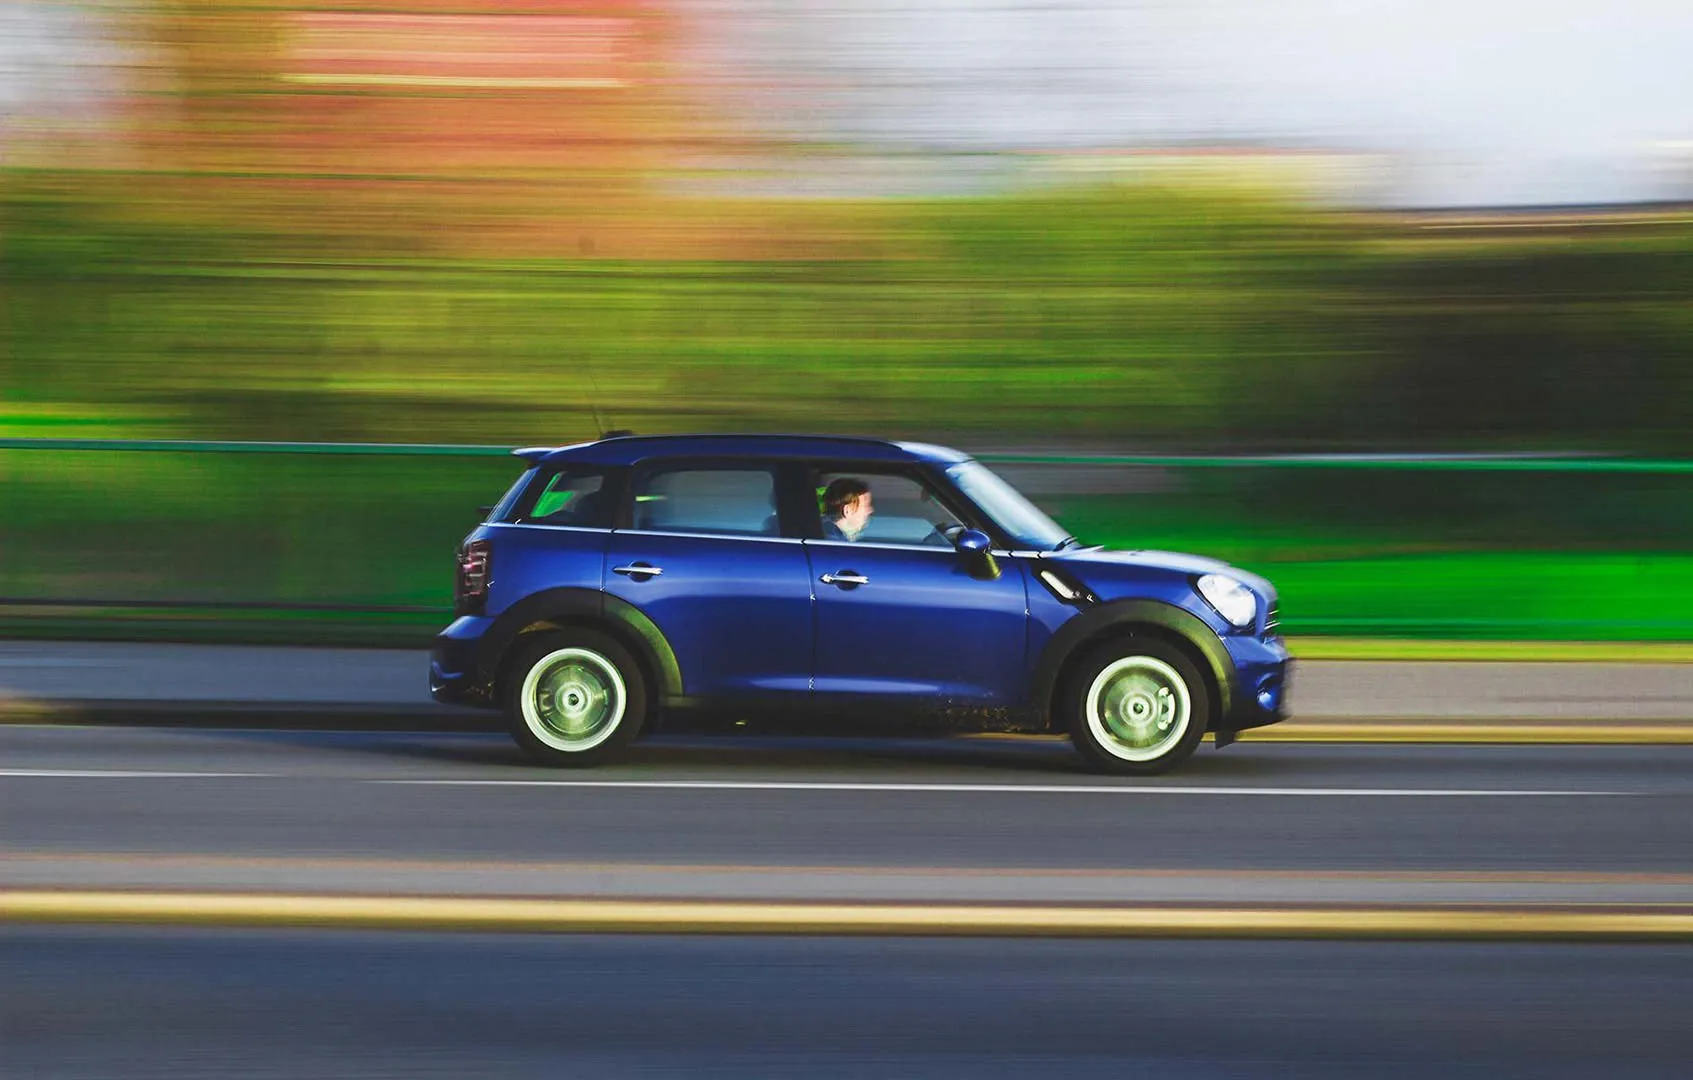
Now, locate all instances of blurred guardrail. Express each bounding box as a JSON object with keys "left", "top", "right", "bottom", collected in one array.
[{"left": 2, "top": 439, "right": 1689, "bottom": 646}]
